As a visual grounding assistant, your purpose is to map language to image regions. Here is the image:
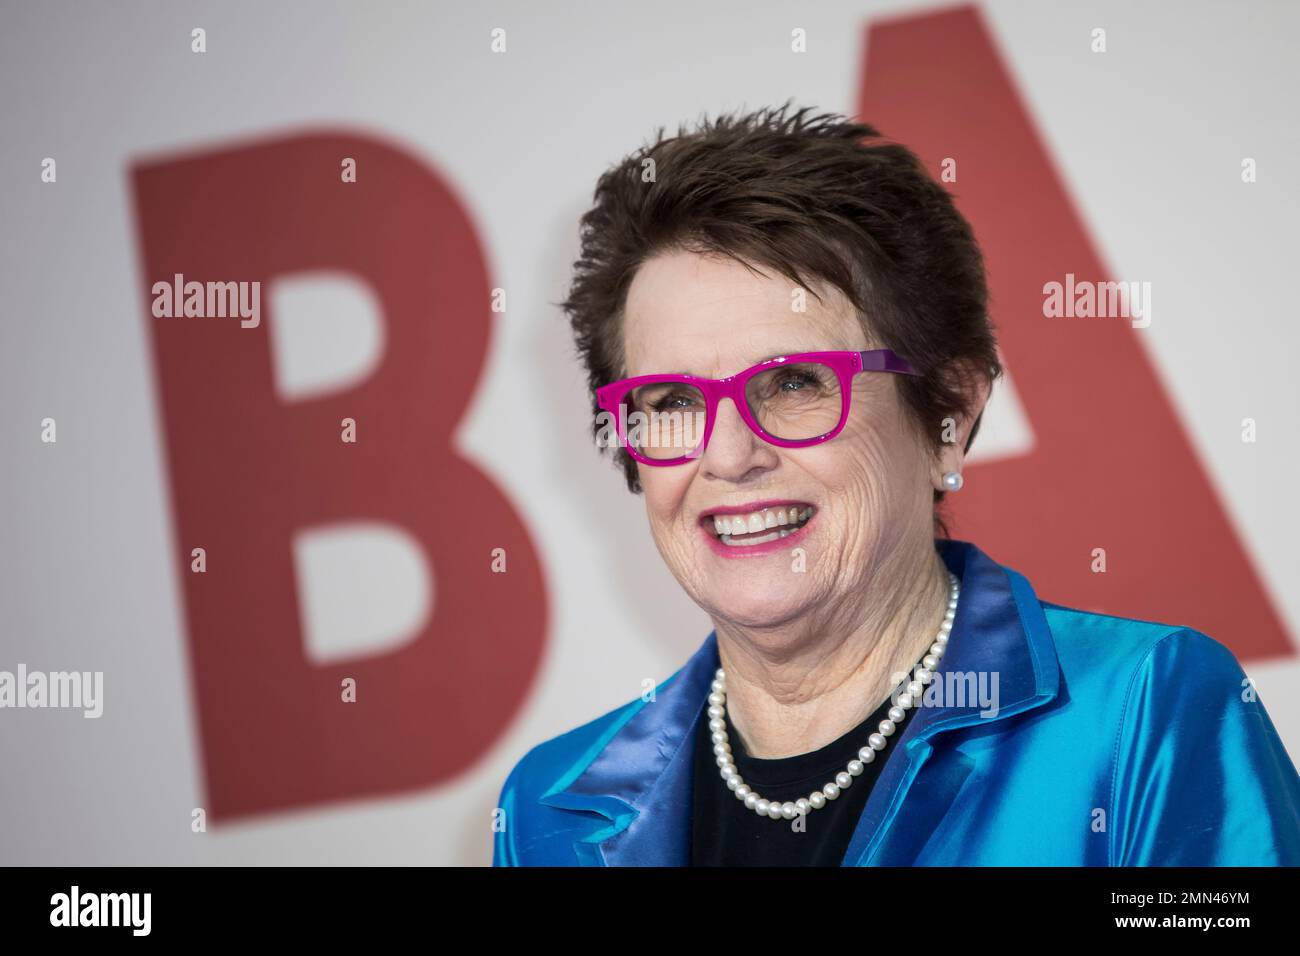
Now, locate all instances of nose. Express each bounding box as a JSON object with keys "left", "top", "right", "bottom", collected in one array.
[{"left": 696, "top": 396, "right": 780, "bottom": 483}]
